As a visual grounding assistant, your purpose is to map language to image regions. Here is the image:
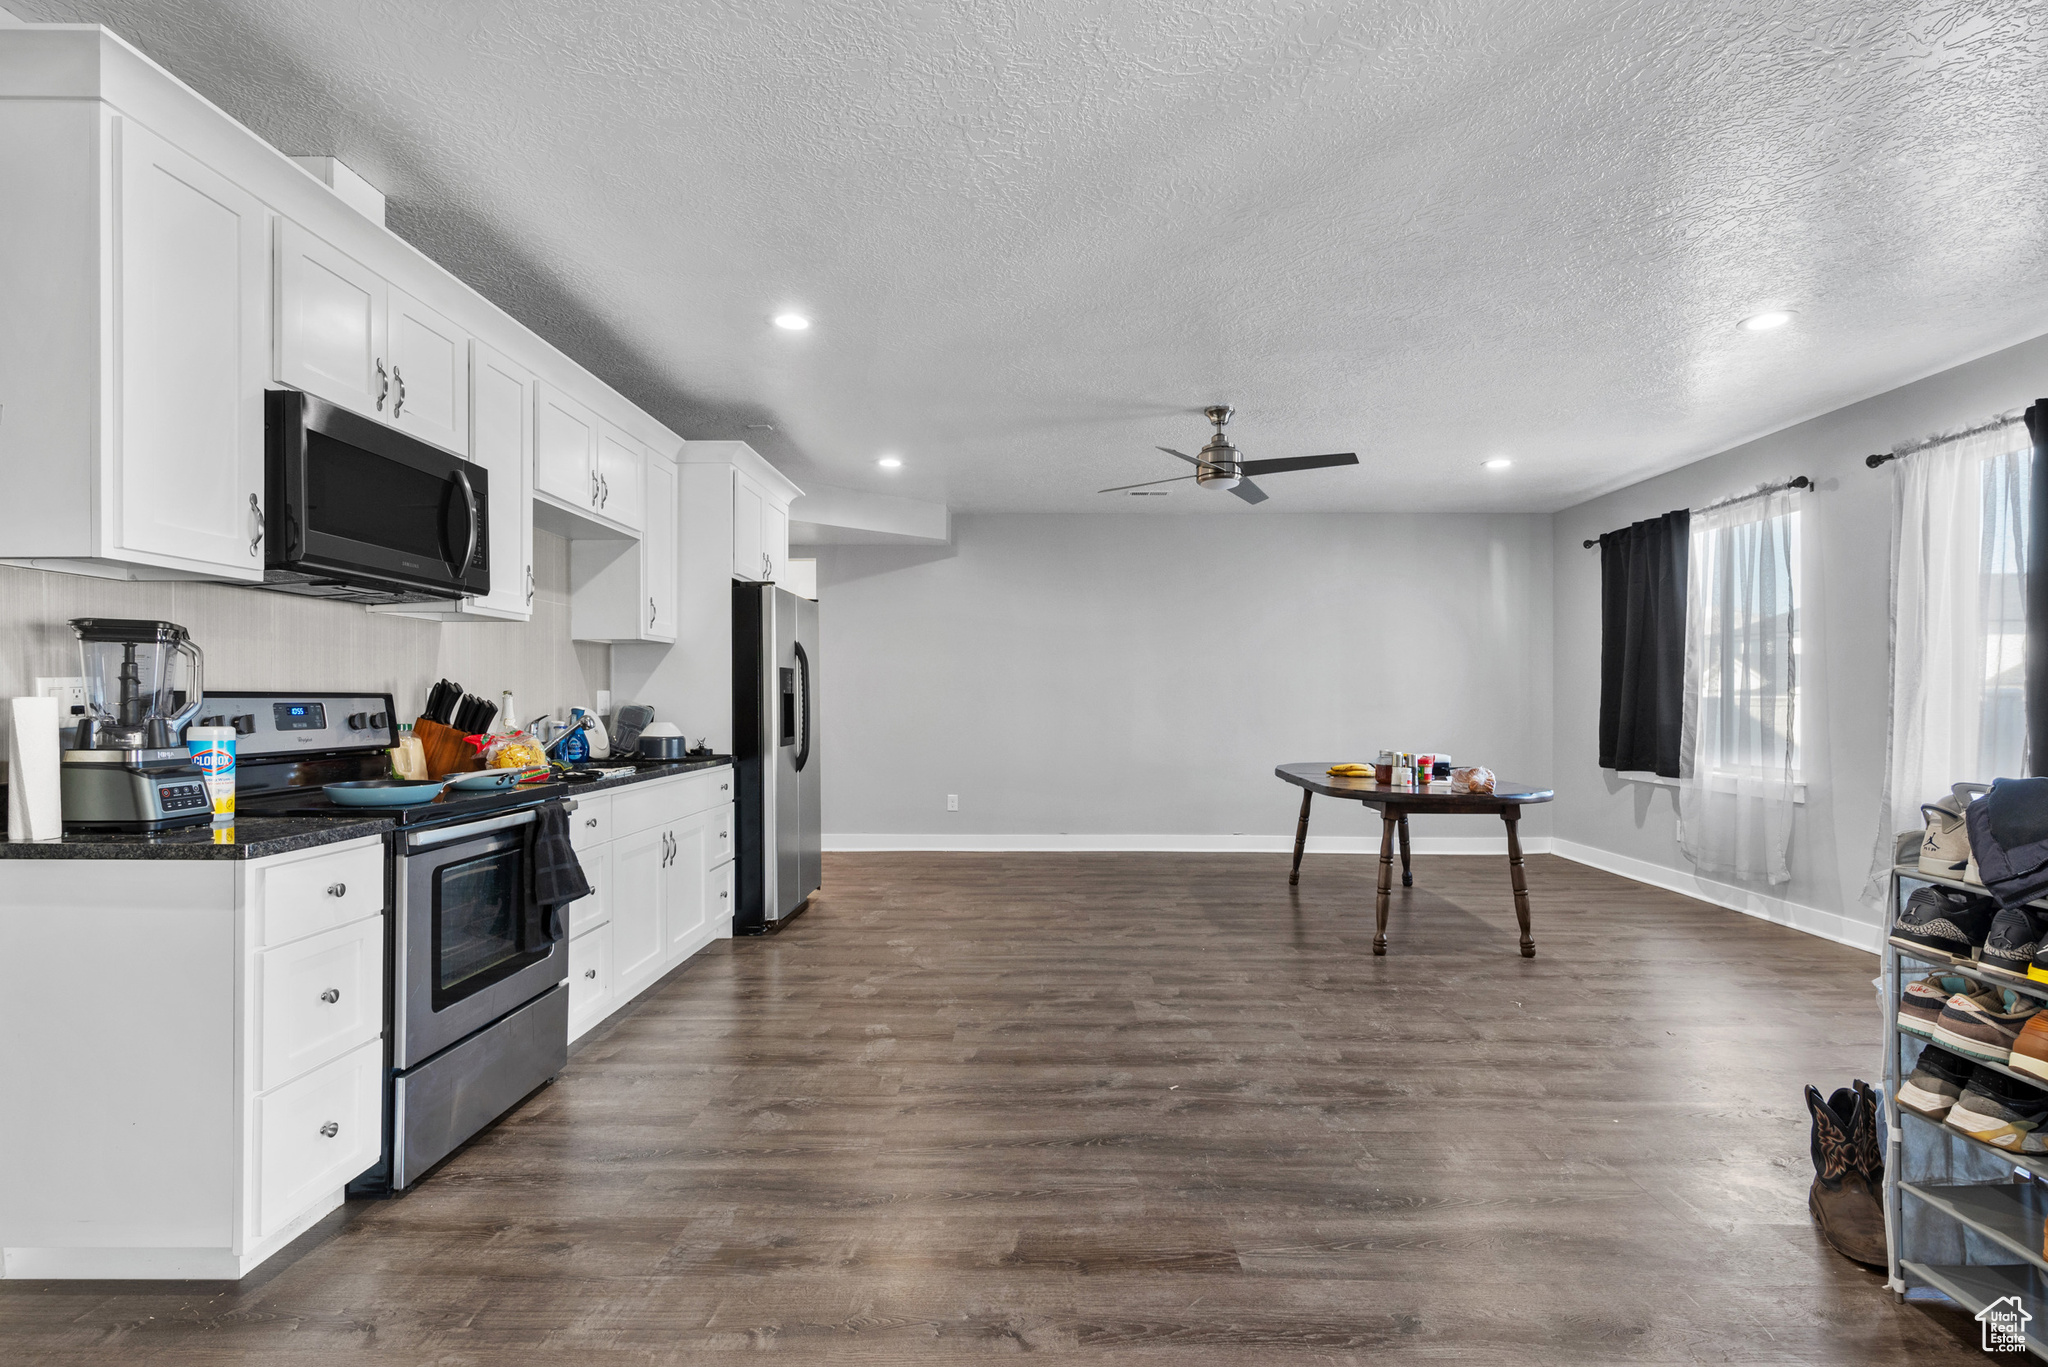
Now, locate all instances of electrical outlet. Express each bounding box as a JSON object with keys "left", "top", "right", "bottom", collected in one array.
[
  {"left": 947, "top": 794, "right": 959, "bottom": 812},
  {"left": 595, "top": 689, "right": 612, "bottom": 716},
  {"left": 34, "top": 676, "right": 86, "bottom": 715}
]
